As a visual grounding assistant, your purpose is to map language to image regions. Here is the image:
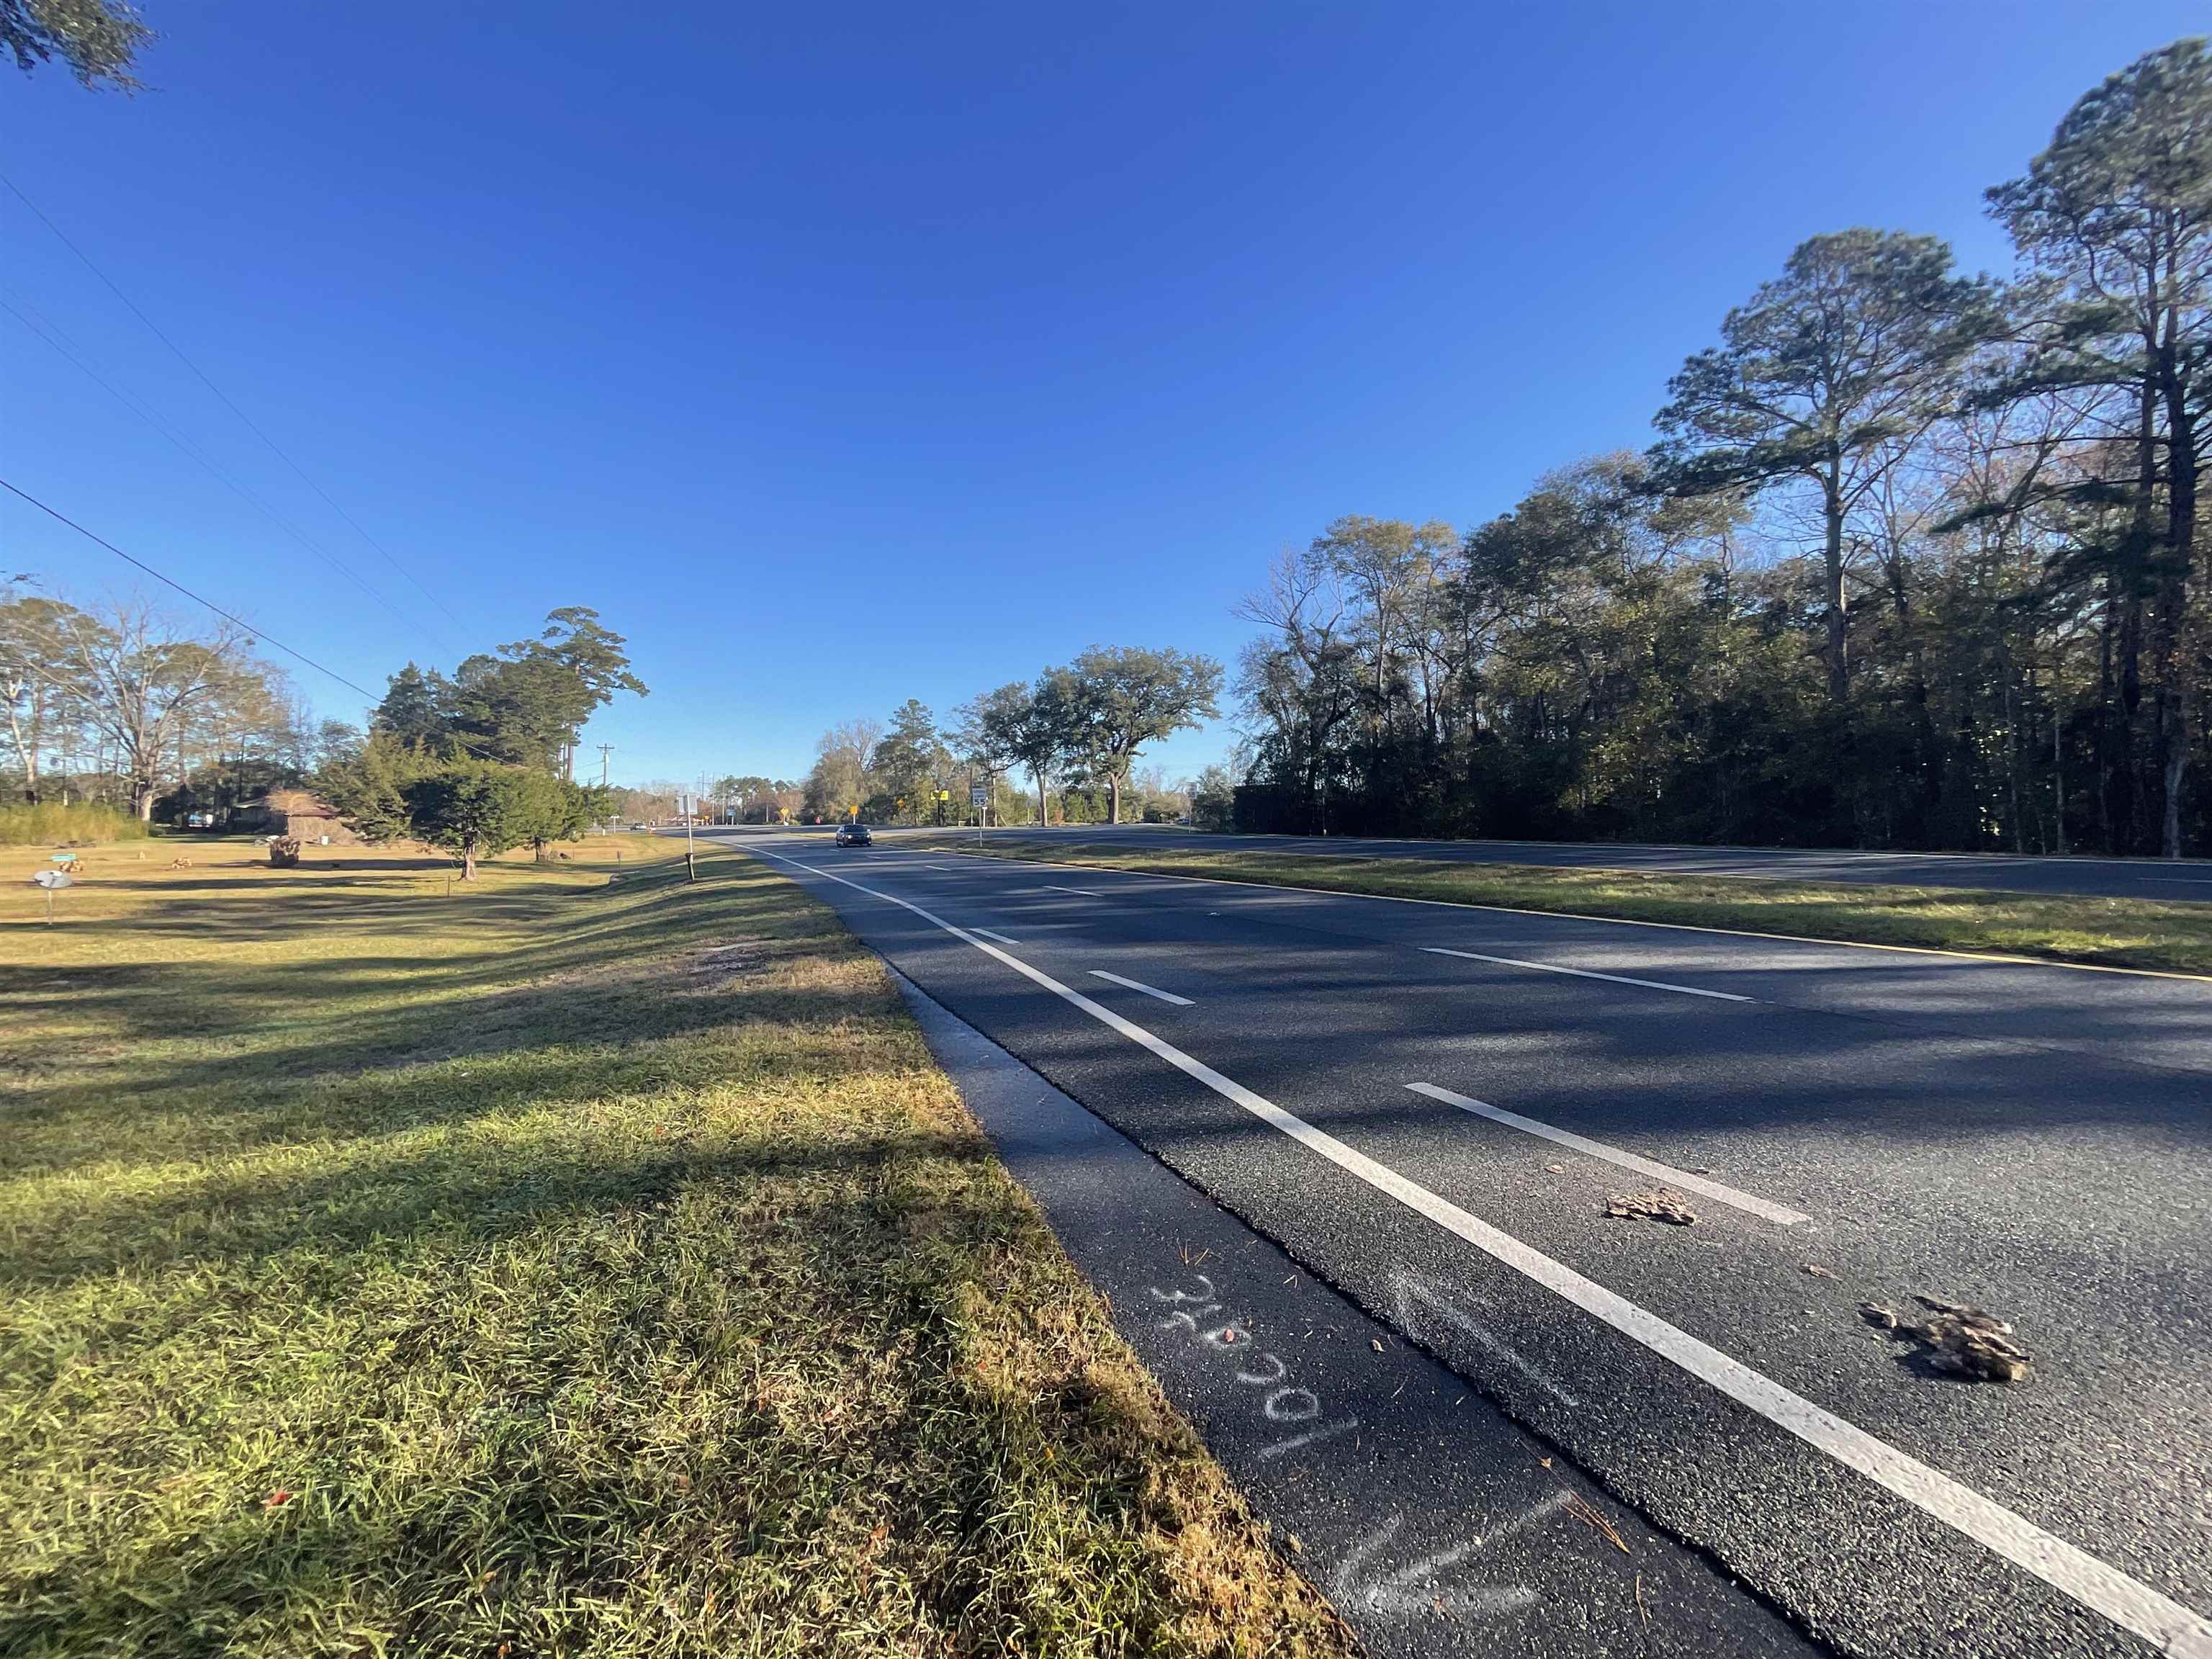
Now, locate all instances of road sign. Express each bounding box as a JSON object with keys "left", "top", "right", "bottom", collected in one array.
[{"left": 970, "top": 784, "right": 989, "bottom": 807}]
